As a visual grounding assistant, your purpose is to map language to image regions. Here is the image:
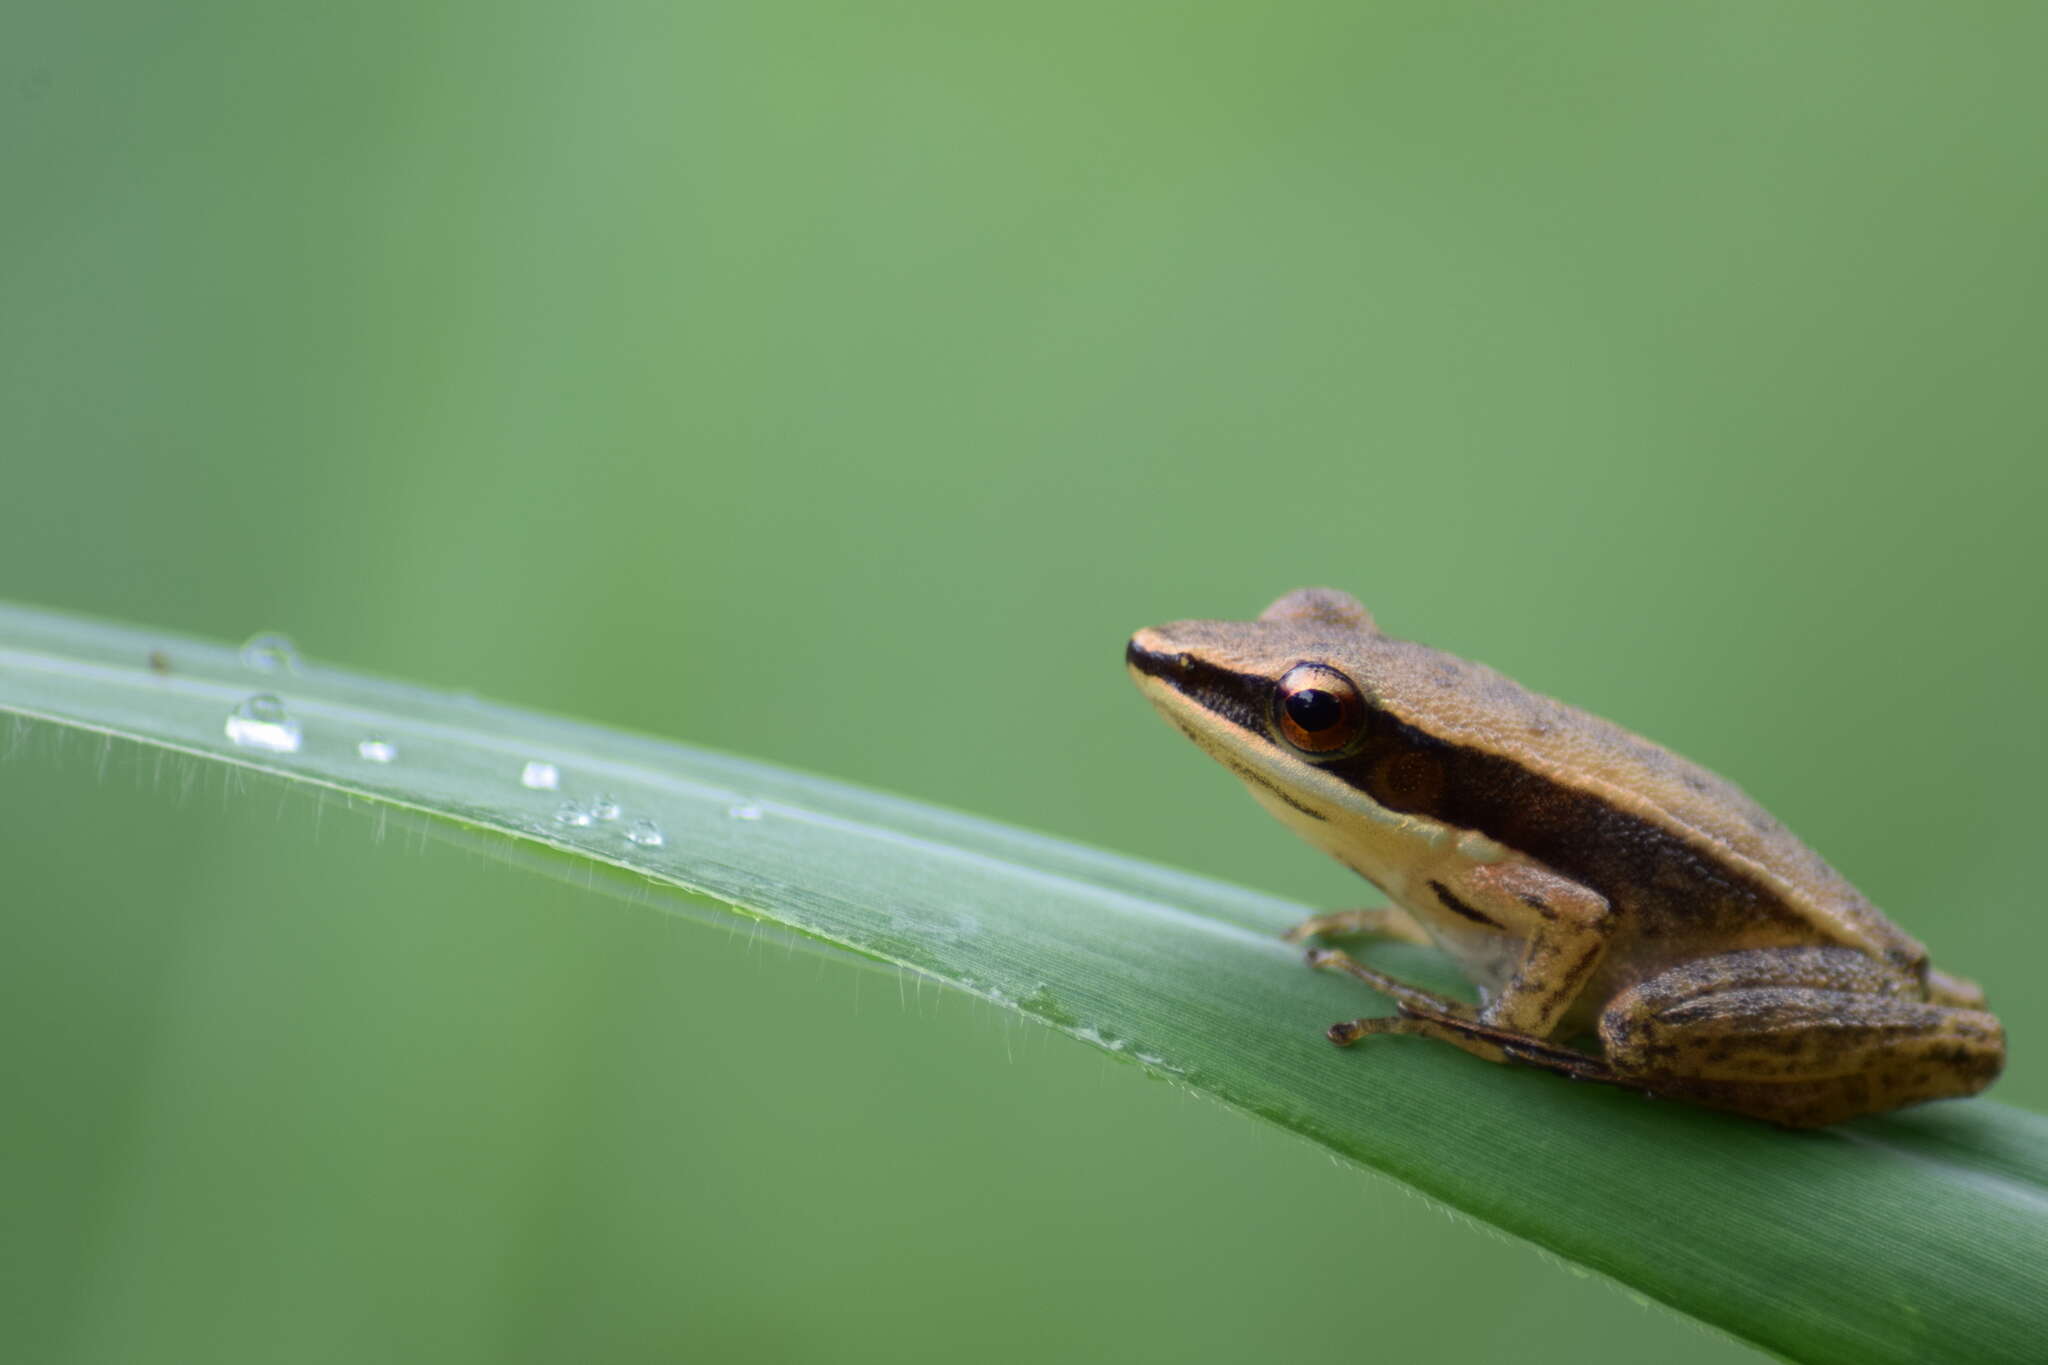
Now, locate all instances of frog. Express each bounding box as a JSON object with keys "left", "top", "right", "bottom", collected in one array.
[{"left": 1125, "top": 587, "right": 2004, "bottom": 1127}]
